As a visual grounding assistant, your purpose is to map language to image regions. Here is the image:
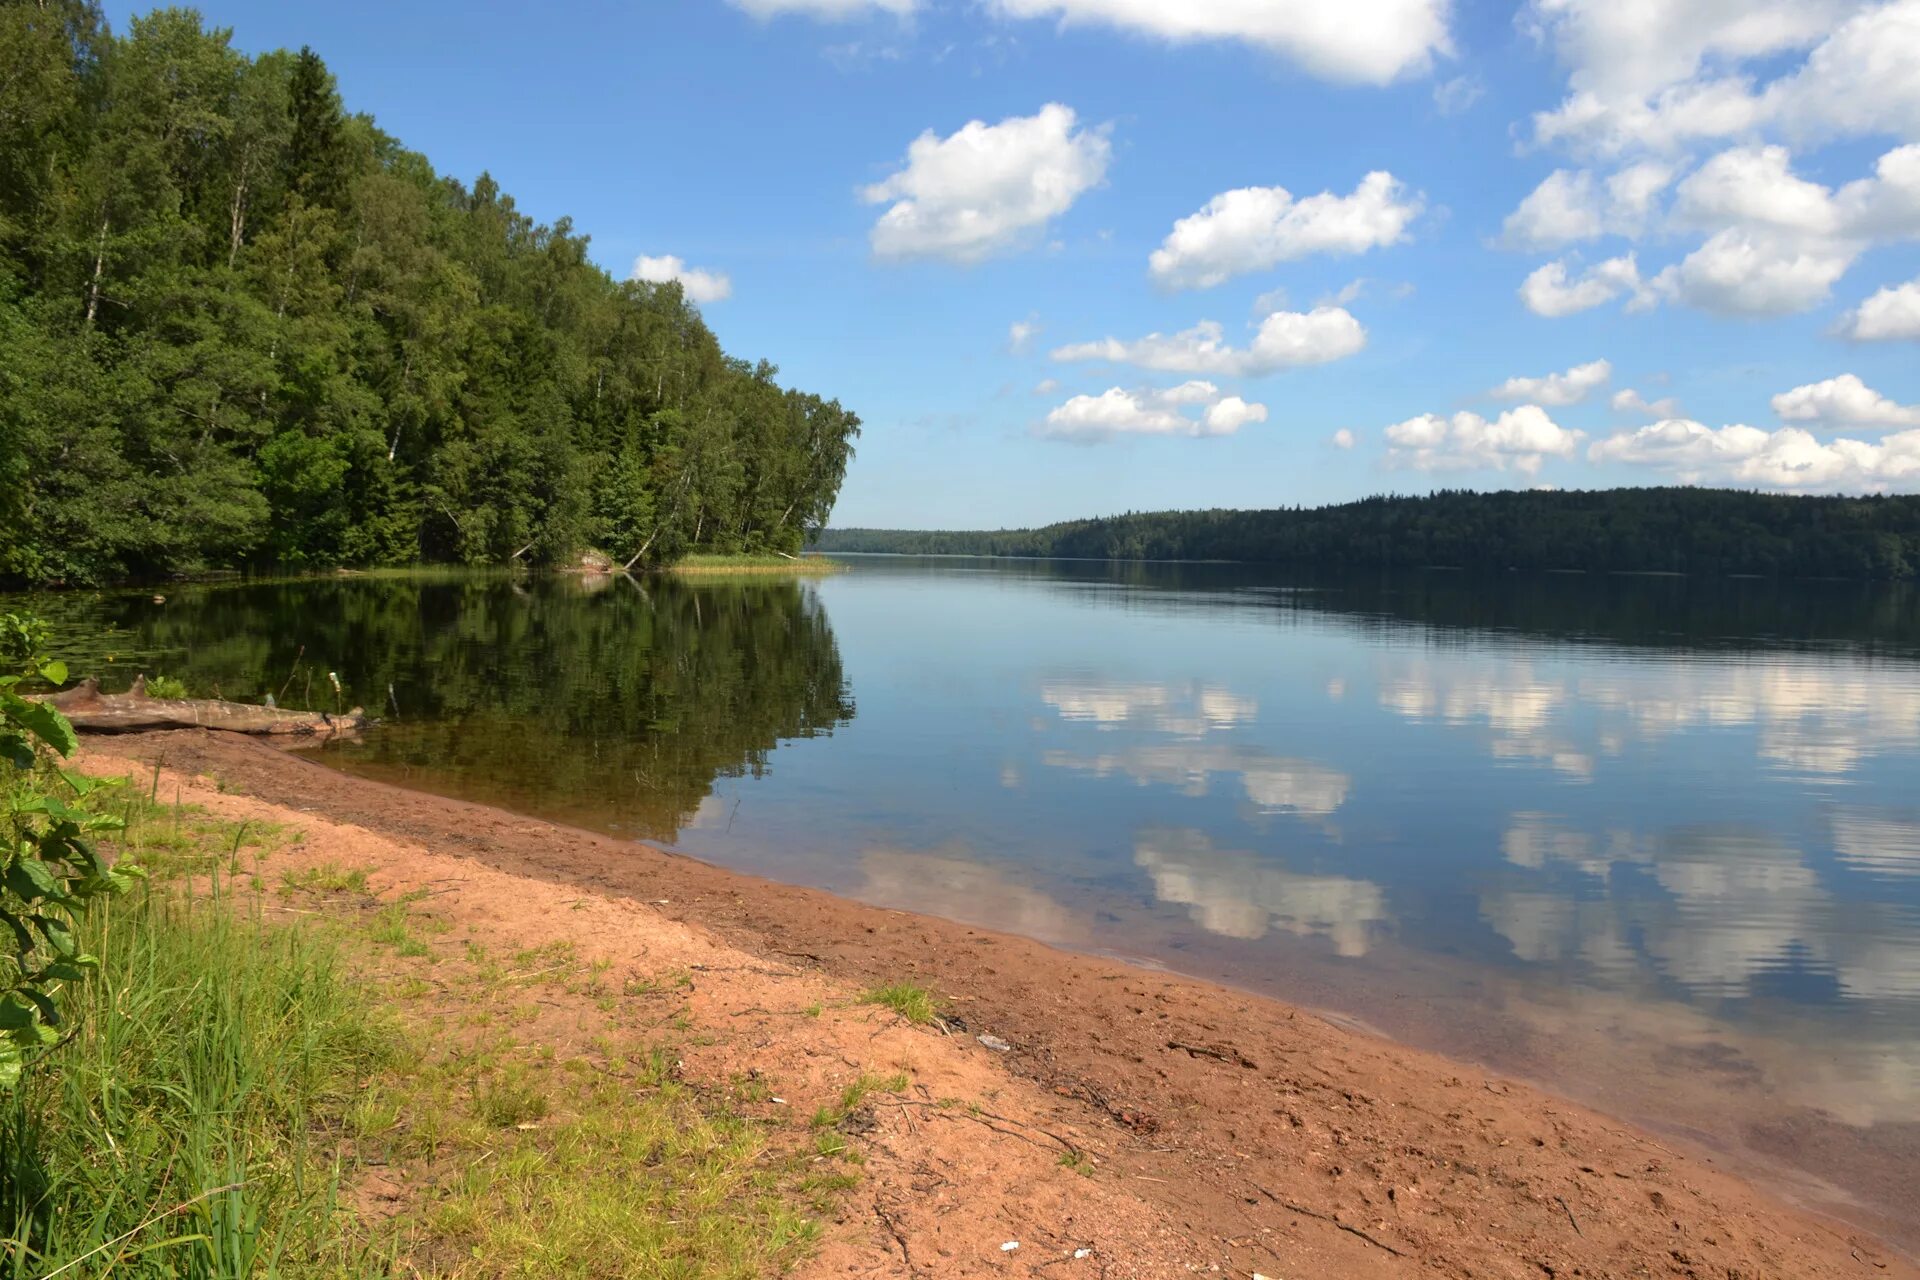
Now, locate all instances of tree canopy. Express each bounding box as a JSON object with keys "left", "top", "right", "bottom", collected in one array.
[
  {"left": 814, "top": 488, "right": 1920, "bottom": 580},
  {"left": 0, "top": 3, "right": 859, "bottom": 585}
]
